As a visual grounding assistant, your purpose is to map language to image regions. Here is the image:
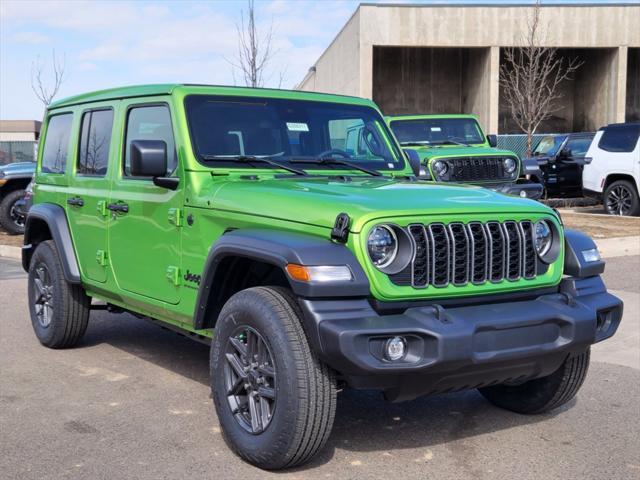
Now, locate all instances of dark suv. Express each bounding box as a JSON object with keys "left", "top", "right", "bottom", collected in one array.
[{"left": 525, "top": 133, "right": 595, "bottom": 198}]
